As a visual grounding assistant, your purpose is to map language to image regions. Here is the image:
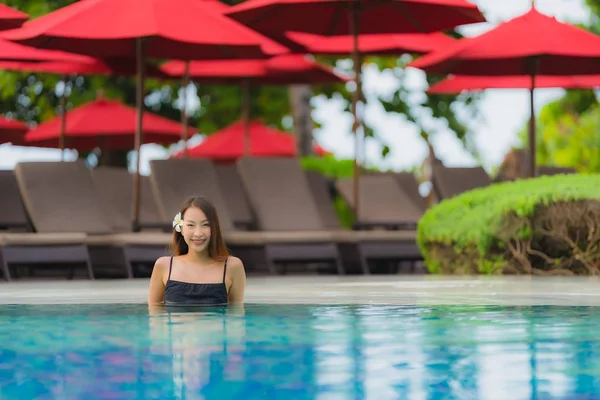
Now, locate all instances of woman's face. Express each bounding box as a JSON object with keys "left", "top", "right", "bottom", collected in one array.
[{"left": 181, "top": 206, "right": 211, "bottom": 253}]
